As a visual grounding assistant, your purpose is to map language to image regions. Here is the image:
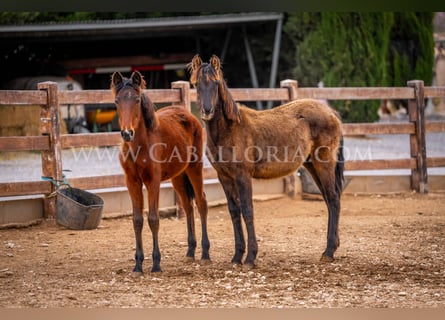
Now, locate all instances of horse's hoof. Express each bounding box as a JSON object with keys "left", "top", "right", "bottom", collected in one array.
[
  {"left": 243, "top": 262, "right": 256, "bottom": 270},
  {"left": 184, "top": 256, "right": 195, "bottom": 263},
  {"left": 231, "top": 262, "right": 242, "bottom": 270},
  {"left": 320, "top": 254, "right": 334, "bottom": 263},
  {"left": 151, "top": 266, "right": 162, "bottom": 272},
  {"left": 200, "top": 258, "right": 212, "bottom": 265},
  {"left": 132, "top": 271, "right": 144, "bottom": 277}
]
